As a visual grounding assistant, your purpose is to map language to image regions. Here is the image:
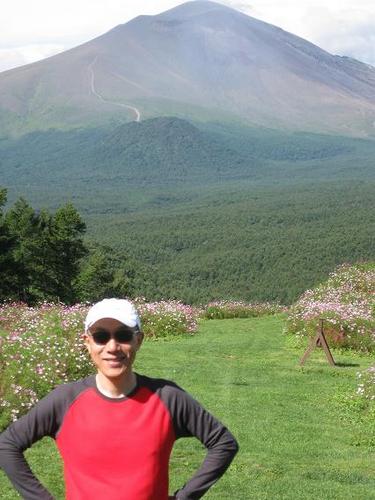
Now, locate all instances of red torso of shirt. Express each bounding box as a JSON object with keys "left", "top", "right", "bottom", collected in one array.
[{"left": 56, "top": 386, "right": 175, "bottom": 500}]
